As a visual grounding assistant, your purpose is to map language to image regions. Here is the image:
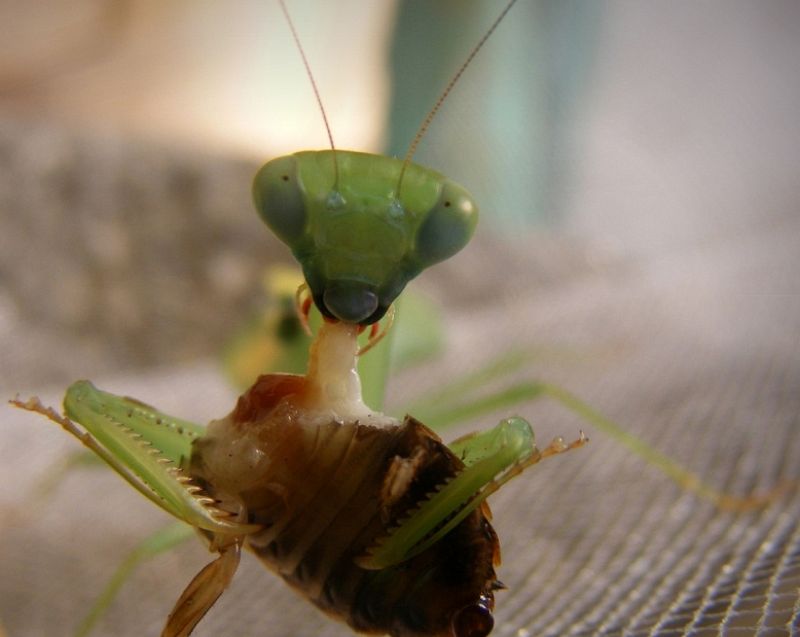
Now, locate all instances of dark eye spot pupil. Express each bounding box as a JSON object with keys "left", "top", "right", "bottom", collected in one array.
[
  {"left": 452, "top": 602, "right": 494, "bottom": 637},
  {"left": 281, "top": 175, "right": 289, "bottom": 181},
  {"left": 444, "top": 200, "right": 451, "bottom": 207}
]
